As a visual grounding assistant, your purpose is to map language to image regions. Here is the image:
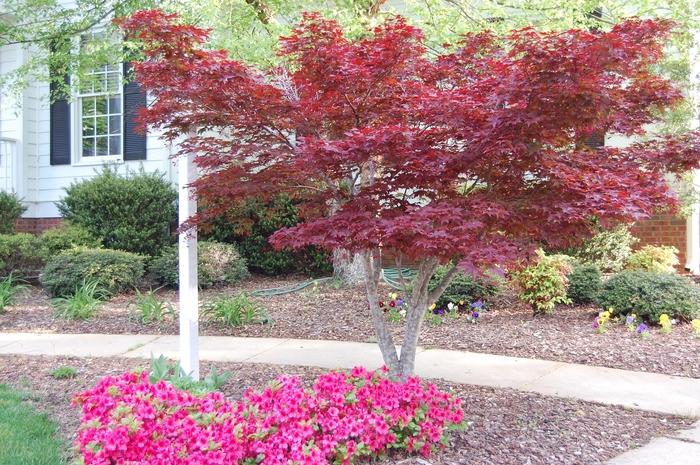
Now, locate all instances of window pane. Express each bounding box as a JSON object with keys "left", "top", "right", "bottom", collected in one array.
[
  {"left": 95, "top": 116, "right": 108, "bottom": 136},
  {"left": 106, "top": 73, "right": 120, "bottom": 93},
  {"left": 95, "top": 97, "right": 108, "bottom": 115},
  {"left": 81, "top": 98, "right": 95, "bottom": 117},
  {"left": 82, "top": 117, "right": 95, "bottom": 137},
  {"left": 108, "top": 95, "right": 121, "bottom": 114},
  {"left": 109, "top": 136, "right": 120, "bottom": 156},
  {"left": 96, "top": 137, "right": 108, "bottom": 156},
  {"left": 82, "top": 138, "right": 95, "bottom": 157},
  {"left": 109, "top": 115, "right": 121, "bottom": 134}
]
